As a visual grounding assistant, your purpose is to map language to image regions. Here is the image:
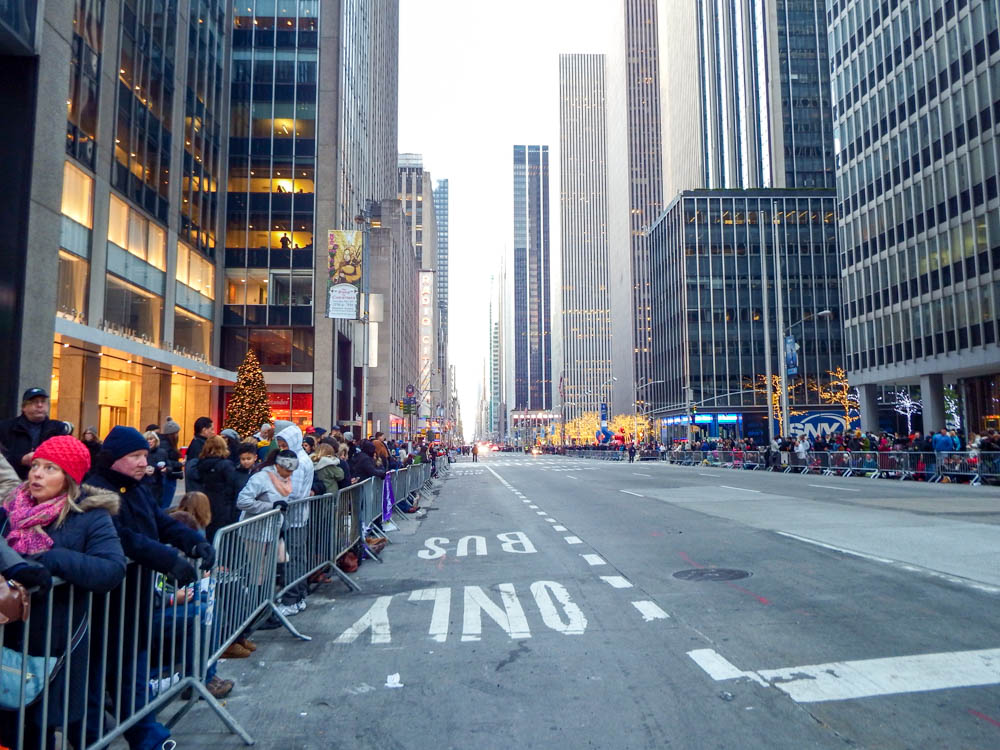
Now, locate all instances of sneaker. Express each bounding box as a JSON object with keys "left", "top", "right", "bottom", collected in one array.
[
  {"left": 222, "top": 642, "right": 252, "bottom": 659},
  {"left": 148, "top": 672, "right": 181, "bottom": 697},
  {"left": 236, "top": 636, "right": 257, "bottom": 652},
  {"left": 275, "top": 603, "right": 299, "bottom": 617},
  {"left": 296, "top": 599, "right": 307, "bottom": 612},
  {"left": 206, "top": 675, "right": 235, "bottom": 699}
]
